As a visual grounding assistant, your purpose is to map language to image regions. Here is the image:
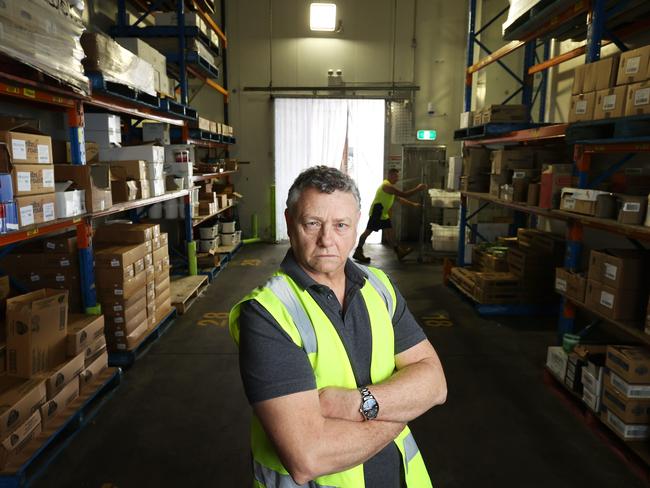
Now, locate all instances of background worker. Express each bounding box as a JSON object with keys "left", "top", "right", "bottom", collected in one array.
[{"left": 353, "top": 168, "right": 427, "bottom": 263}]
